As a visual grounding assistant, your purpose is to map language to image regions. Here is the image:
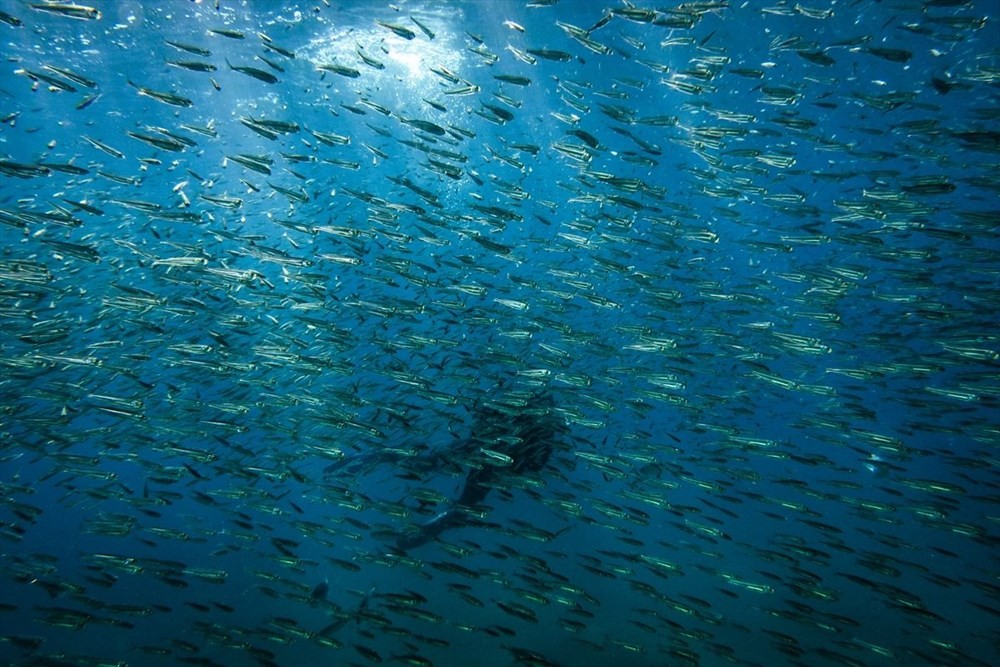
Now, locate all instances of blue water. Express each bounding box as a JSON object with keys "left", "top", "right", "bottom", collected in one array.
[{"left": 1, "top": 1, "right": 998, "bottom": 665}]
